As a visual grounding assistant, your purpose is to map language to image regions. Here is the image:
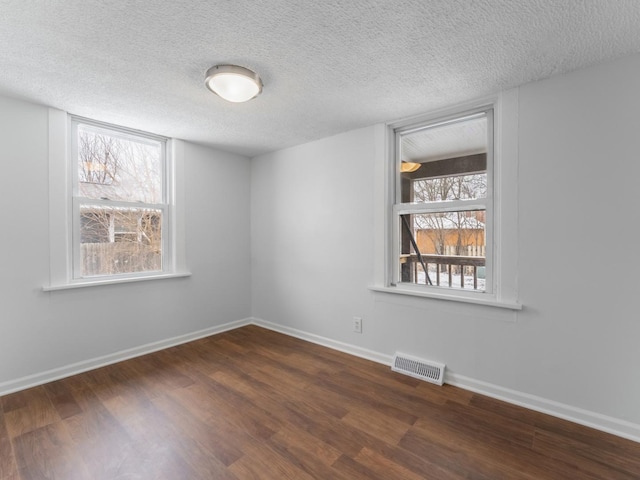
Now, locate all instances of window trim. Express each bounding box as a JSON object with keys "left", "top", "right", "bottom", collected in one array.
[
  {"left": 45, "top": 109, "right": 190, "bottom": 291},
  {"left": 370, "top": 92, "right": 521, "bottom": 310}
]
